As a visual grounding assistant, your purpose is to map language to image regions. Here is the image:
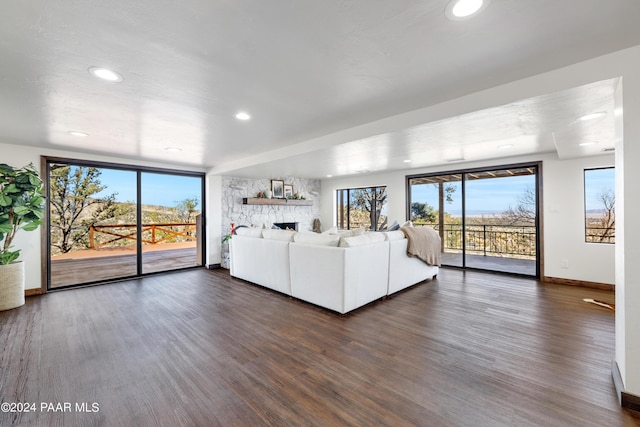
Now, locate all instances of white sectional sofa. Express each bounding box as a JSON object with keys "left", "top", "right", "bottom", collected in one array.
[{"left": 229, "top": 227, "right": 438, "bottom": 314}]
